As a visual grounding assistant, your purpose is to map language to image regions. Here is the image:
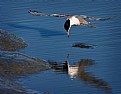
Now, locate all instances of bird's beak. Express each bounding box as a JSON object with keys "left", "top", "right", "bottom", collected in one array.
[{"left": 67, "top": 30, "right": 70, "bottom": 38}]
